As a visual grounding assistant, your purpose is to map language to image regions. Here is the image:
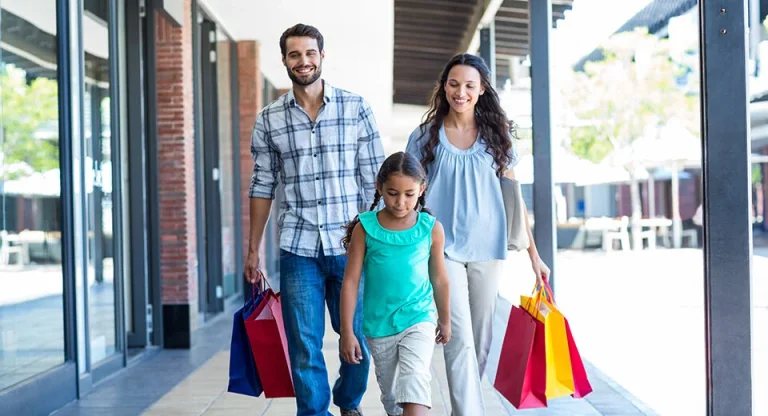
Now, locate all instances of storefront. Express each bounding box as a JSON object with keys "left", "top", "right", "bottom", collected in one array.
[{"left": 0, "top": 0, "right": 260, "bottom": 413}]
